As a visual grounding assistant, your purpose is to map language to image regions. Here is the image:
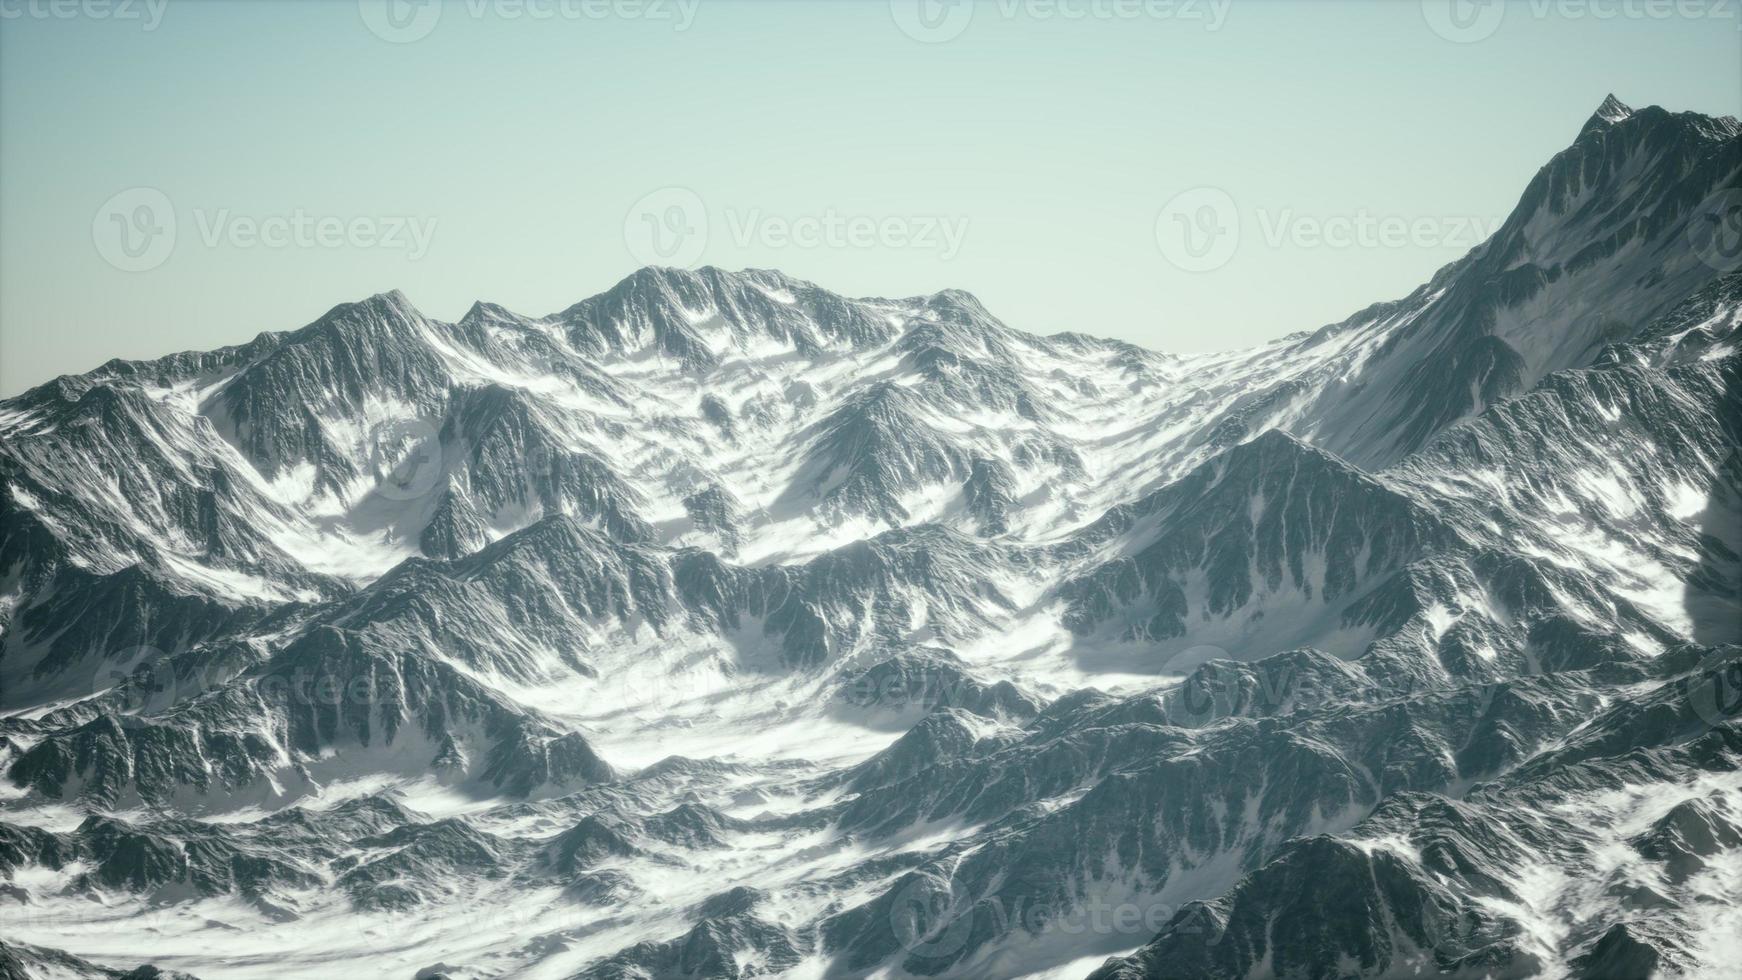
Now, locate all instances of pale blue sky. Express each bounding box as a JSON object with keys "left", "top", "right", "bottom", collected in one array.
[{"left": 2, "top": 0, "right": 1738, "bottom": 394}]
